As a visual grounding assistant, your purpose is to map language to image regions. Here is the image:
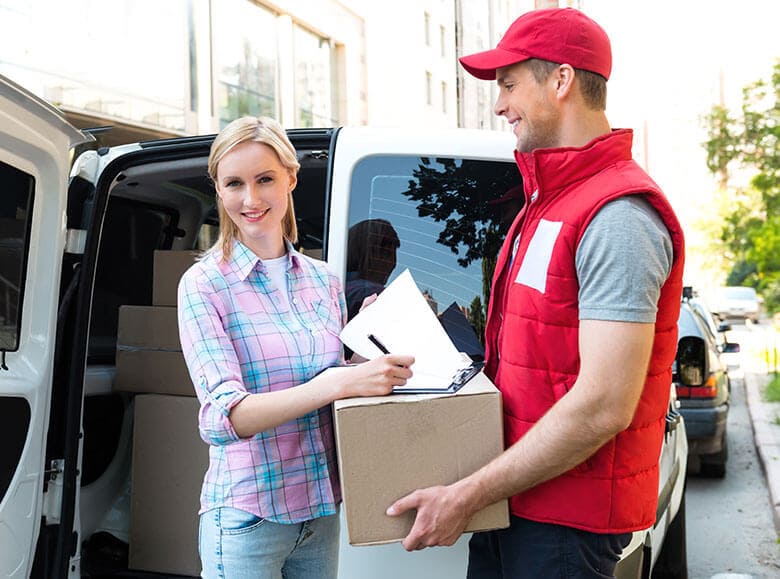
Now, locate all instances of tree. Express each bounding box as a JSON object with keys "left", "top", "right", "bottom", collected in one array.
[
  {"left": 401, "top": 157, "right": 522, "bottom": 322},
  {"left": 702, "top": 60, "right": 780, "bottom": 311}
]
